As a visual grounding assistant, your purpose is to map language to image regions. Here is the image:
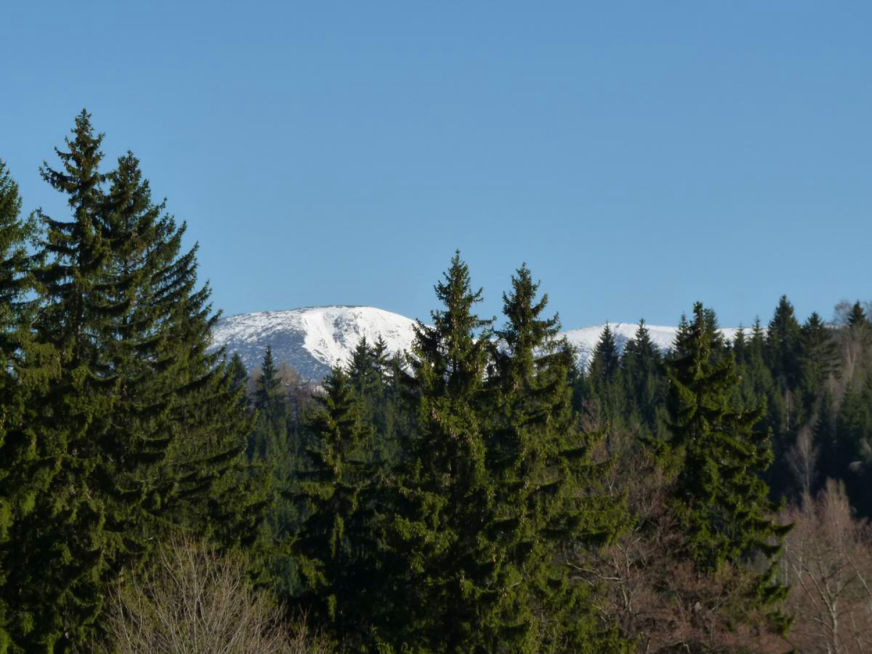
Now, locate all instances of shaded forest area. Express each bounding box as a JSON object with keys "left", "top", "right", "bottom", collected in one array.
[{"left": 2, "top": 114, "right": 872, "bottom": 653}]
